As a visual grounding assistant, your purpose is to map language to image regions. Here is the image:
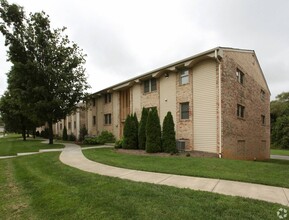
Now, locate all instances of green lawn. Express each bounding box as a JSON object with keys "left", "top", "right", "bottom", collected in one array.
[
  {"left": 83, "top": 148, "right": 289, "bottom": 188},
  {"left": 0, "top": 135, "right": 63, "bottom": 156},
  {"left": 0, "top": 152, "right": 283, "bottom": 219},
  {"left": 271, "top": 149, "right": 289, "bottom": 156}
]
